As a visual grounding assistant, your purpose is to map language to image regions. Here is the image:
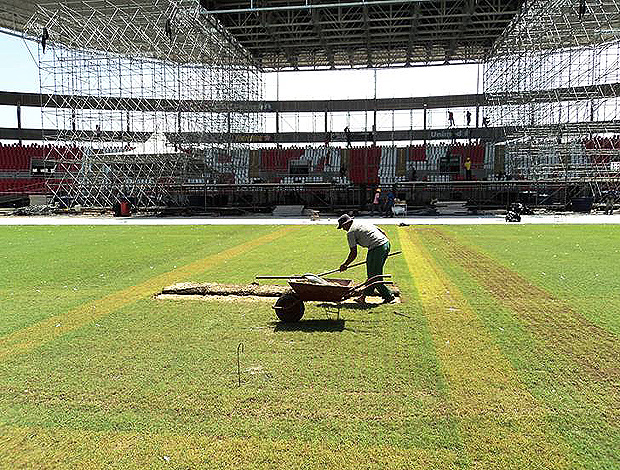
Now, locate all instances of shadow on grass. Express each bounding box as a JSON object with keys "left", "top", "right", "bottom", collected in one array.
[
  {"left": 316, "top": 302, "right": 377, "bottom": 311},
  {"left": 272, "top": 319, "right": 345, "bottom": 333}
]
